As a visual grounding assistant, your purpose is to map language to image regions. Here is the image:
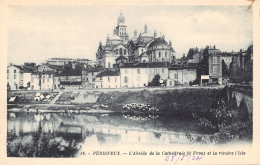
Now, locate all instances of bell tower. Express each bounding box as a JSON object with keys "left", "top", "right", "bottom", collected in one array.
[{"left": 116, "top": 11, "right": 129, "bottom": 44}]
